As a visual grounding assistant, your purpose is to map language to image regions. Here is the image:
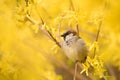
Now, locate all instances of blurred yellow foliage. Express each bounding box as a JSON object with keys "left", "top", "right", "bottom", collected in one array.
[{"left": 0, "top": 0, "right": 120, "bottom": 80}]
